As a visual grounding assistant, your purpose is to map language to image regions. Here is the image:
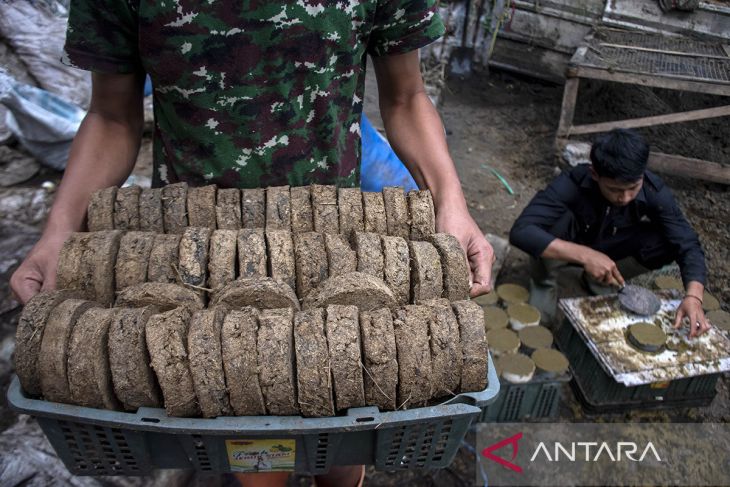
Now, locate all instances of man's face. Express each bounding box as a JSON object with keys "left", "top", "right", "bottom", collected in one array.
[{"left": 591, "top": 167, "right": 643, "bottom": 207}]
